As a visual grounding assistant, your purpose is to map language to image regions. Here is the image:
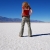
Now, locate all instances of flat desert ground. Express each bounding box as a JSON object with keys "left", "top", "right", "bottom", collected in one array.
[{"left": 0, "top": 23, "right": 50, "bottom": 50}]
